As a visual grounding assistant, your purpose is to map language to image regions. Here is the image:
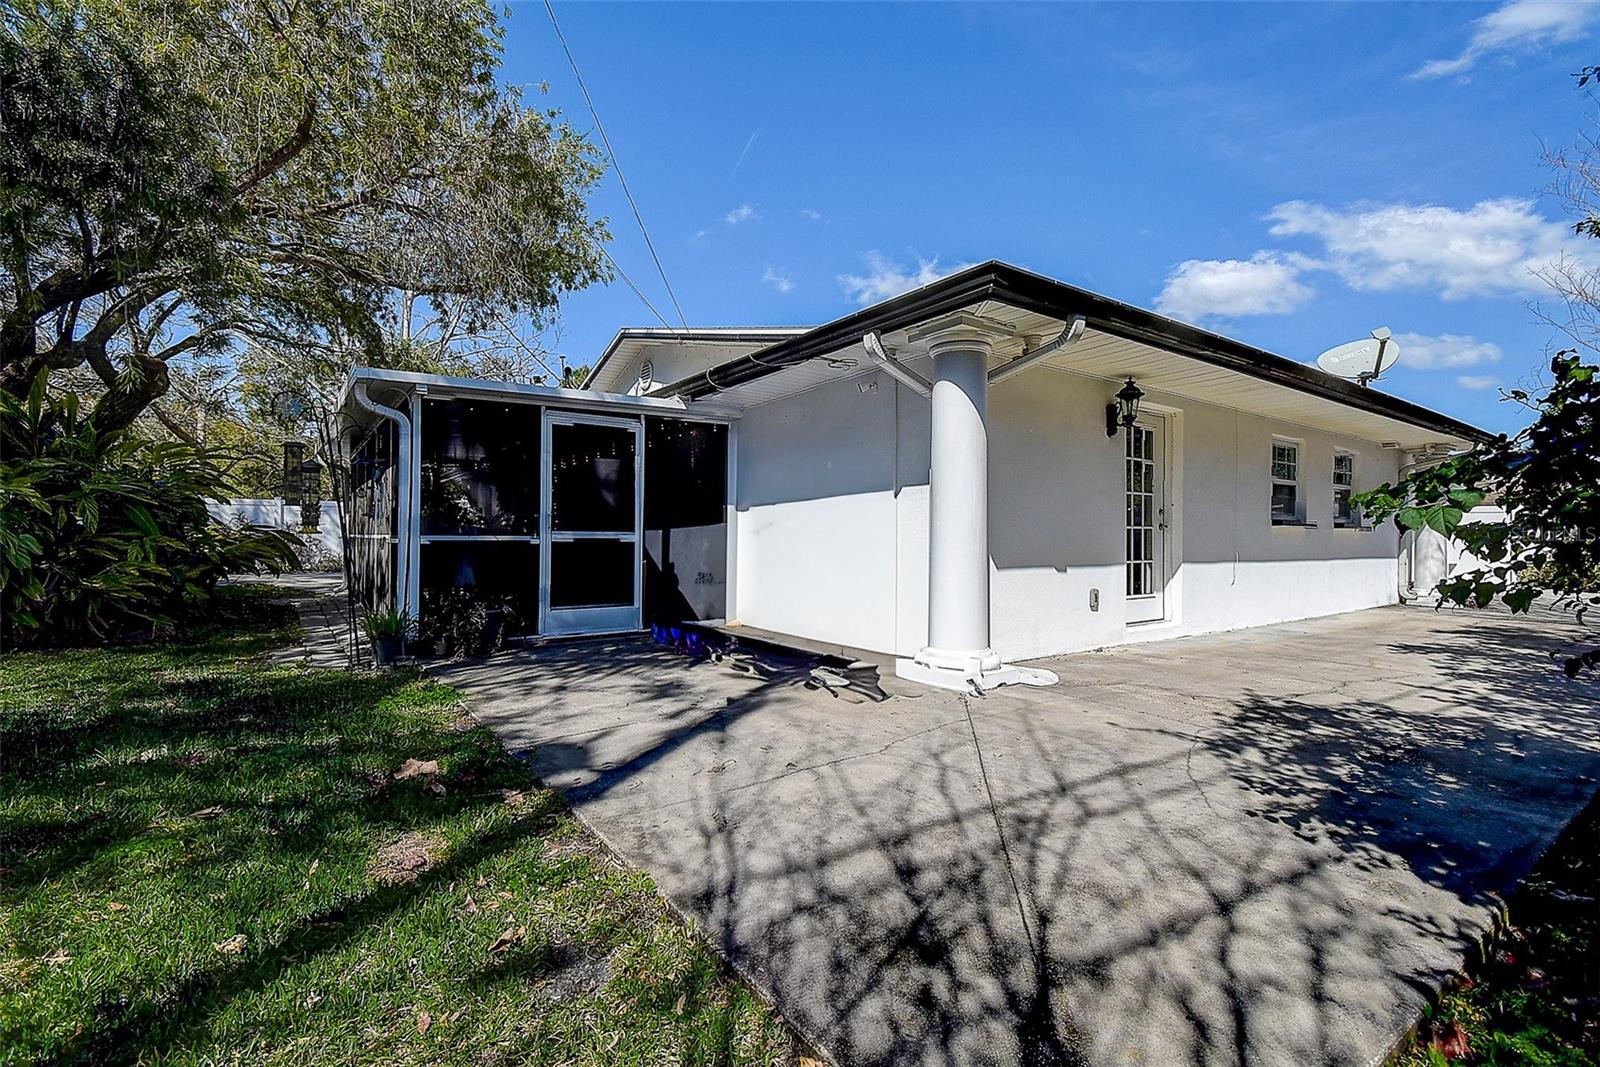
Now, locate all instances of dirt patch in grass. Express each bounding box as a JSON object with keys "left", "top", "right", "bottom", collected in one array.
[
  {"left": 1394, "top": 788, "right": 1600, "bottom": 1067},
  {"left": 369, "top": 831, "right": 445, "bottom": 886}
]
